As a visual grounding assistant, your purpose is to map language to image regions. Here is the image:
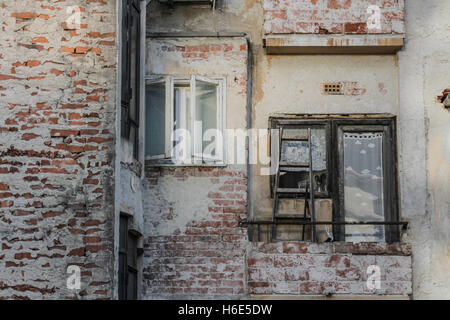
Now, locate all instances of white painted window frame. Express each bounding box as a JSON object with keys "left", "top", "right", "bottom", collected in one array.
[
  {"left": 145, "top": 75, "right": 226, "bottom": 165},
  {"left": 145, "top": 76, "right": 171, "bottom": 160},
  {"left": 171, "top": 77, "right": 190, "bottom": 161}
]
